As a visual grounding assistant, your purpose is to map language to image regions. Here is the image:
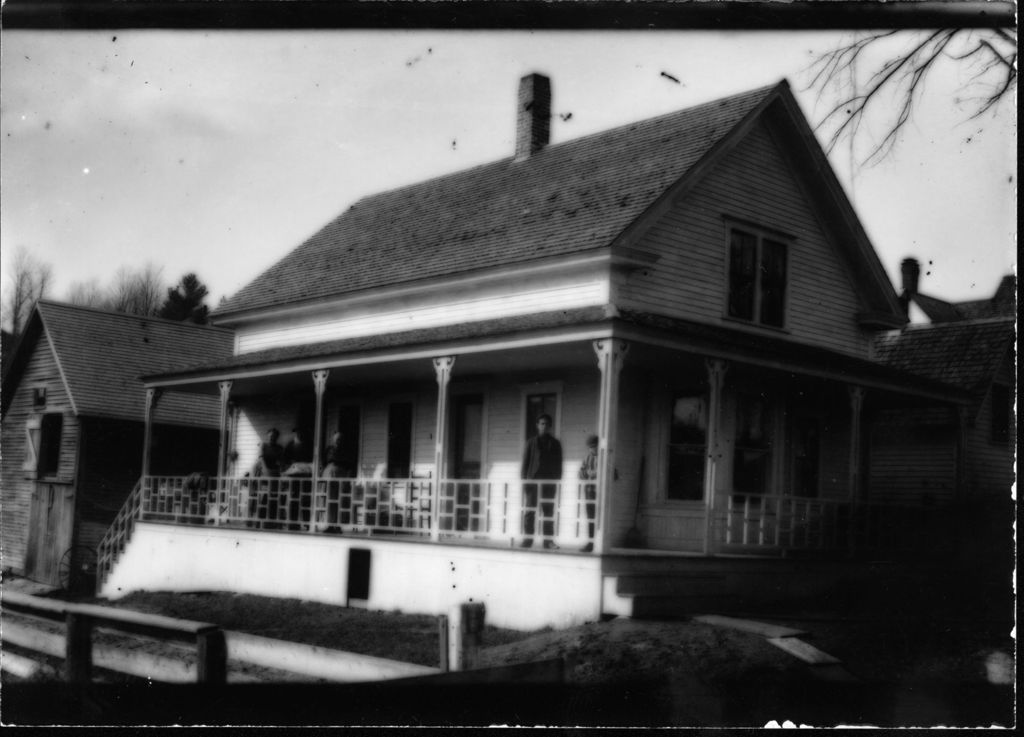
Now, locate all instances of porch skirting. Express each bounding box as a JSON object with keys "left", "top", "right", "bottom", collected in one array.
[{"left": 99, "top": 522, "right": 605, "bottom": 631}]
